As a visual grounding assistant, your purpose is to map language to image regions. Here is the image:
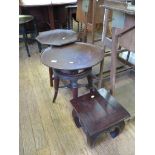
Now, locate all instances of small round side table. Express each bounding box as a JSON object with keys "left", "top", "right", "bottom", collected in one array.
[
  {"left": 36, "top": 29, "right": 78, "bottom": 87},
  {"left": 41, "top": 42, "right": 104, "bottom": 102}
]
